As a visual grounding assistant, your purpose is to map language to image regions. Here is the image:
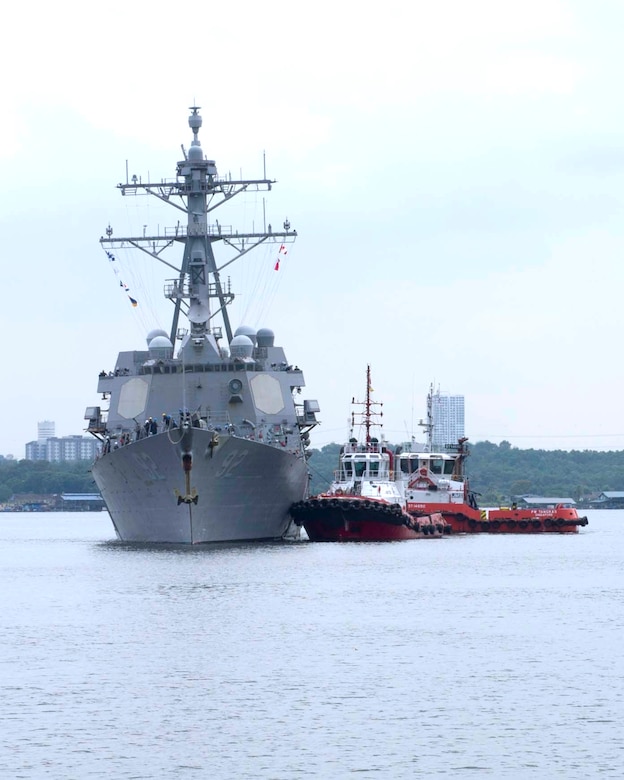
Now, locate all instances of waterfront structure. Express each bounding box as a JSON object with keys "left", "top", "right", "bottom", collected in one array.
[
  {"left": 516, "top": 495, "right": 576, "bottom": 508},
  {"left": 1, "top": 493, "right": 104, "bottom": 512},
  {"left": 591, "top": 491, "right": 624, "bottom": 508}
]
